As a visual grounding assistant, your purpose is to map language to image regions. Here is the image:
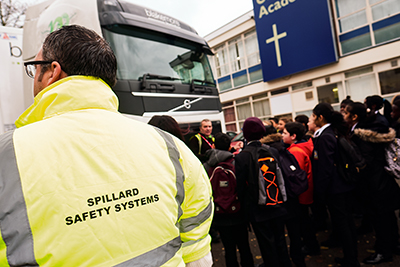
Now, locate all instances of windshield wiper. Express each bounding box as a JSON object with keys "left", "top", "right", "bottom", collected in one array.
[
  {"left": 140, "top": 73, "right": 182, "bottom": 82},
  {"left": 190, "top": 79, "right": 216, "bottom": 94},
  {"left": 140, "top": 73, "right": 182, "bottom": 91}
]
